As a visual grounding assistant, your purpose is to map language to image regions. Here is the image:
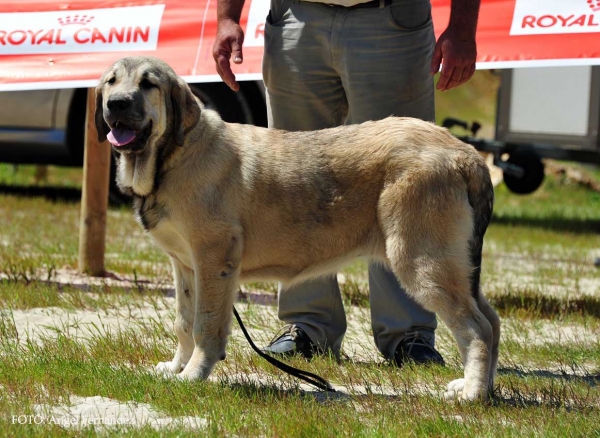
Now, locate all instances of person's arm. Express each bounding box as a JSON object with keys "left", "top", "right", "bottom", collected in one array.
[
  {"left": 213, "top": 0, "right": 246, "bottom": 91},
  {"left": 430, "top": 0, "right": 480, "bottom": 91}
]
